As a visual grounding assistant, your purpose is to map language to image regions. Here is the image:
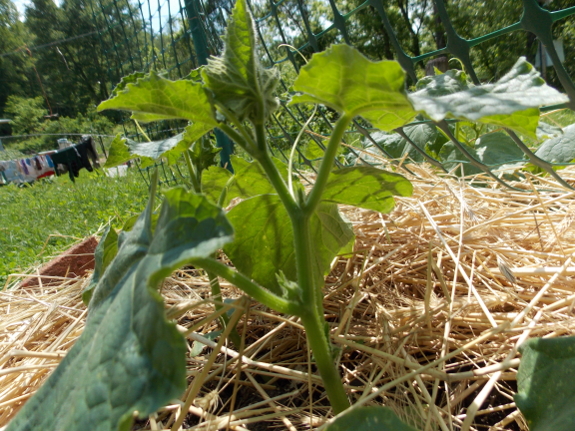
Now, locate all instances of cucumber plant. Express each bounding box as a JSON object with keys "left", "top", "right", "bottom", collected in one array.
[{"left": 6, "top": 0, "right": 571, "bottom": 429}]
